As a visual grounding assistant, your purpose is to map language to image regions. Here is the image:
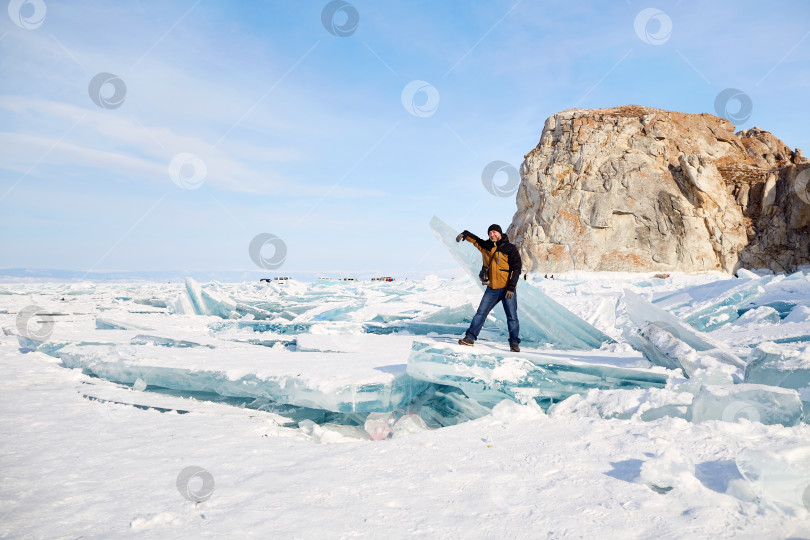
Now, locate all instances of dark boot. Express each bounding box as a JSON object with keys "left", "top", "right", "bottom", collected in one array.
[
  {"left": 510, "top": 343, "right": 520, "bottom": 353},
  {"left": 458, "top": 336, "right": 474, "bottom": 346}
]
